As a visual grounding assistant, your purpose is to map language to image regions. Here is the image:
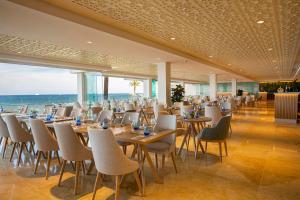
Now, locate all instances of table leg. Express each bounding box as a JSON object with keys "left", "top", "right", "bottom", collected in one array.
[
  {"left": 141, "top": 145, "right": 163, "bottom": 184},
  {"left": 177, "top": 126, "right": 190, "bottom": 156},
  {"left": 137, "top": 145, "right": 145, "bottom": 195}
]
